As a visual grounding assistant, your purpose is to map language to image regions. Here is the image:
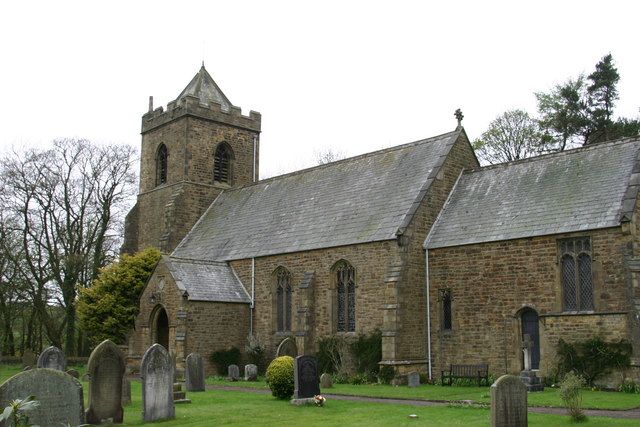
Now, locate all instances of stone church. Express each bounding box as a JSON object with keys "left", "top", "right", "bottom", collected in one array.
[{"left": 124, "top": 65, "right": 640, "bottom": 383}]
